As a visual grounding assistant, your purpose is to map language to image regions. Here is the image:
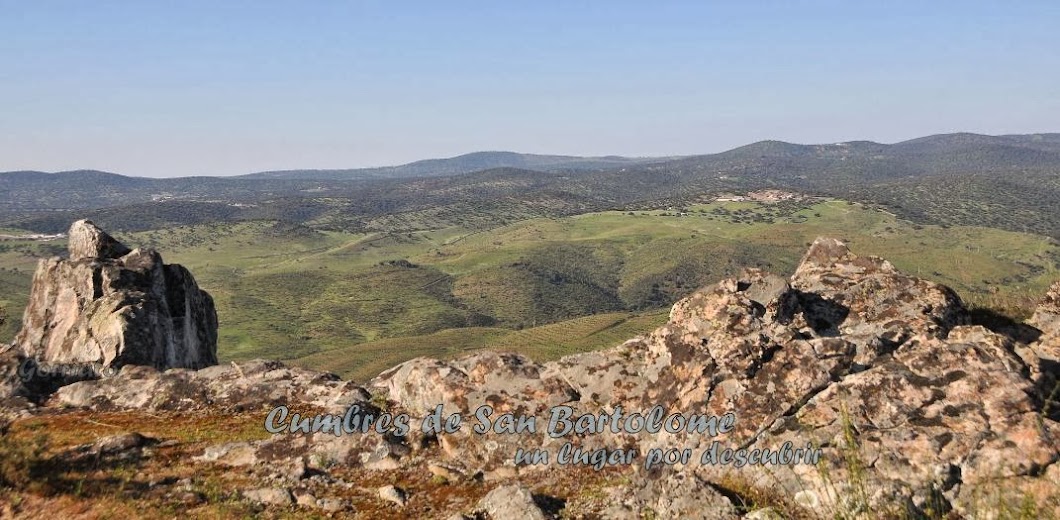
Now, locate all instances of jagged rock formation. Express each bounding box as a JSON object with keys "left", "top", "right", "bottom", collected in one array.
[
  {"left": 5, "top": 237, "right": 1057, "bottom": 518},
  {"left": 367, "top": 238, "right": 1059, "bottom": 517},
  {"left": 11, "top": 220, "right": 218, "bottom": 377}
]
